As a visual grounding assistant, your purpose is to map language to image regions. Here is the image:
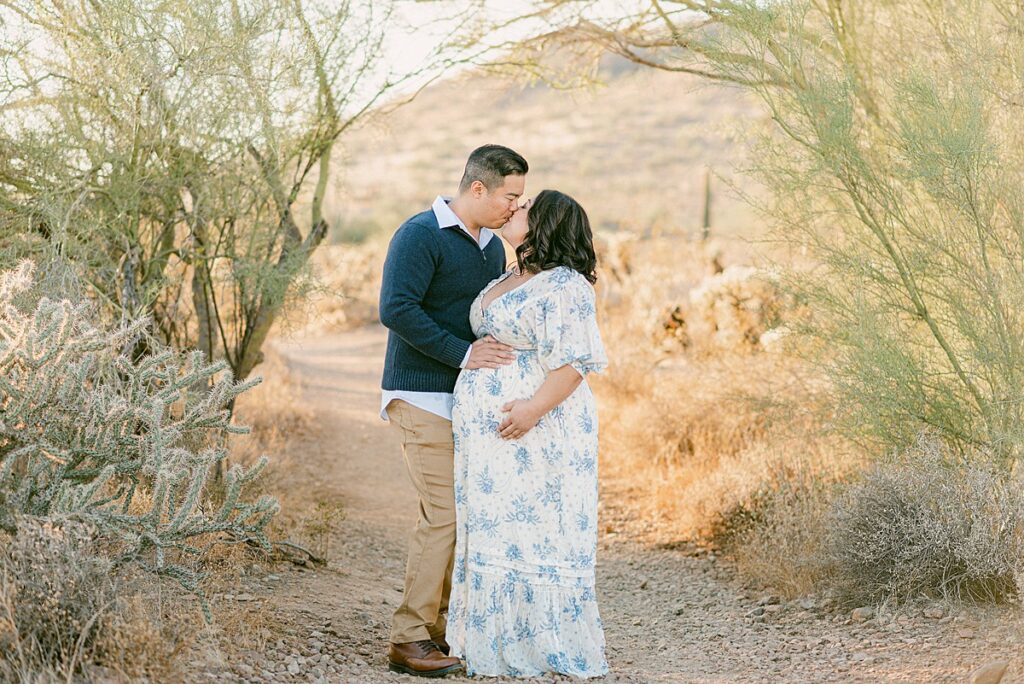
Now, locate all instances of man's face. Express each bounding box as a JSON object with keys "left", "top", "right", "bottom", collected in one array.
[{"left": 475, "top": 174, "right": 525, "bottom": 229}]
